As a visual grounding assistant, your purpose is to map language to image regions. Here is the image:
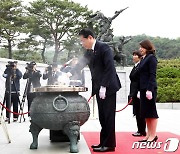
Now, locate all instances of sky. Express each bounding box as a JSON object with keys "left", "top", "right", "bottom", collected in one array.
[{"left": 72, "top": 0, "right": 180, "bottom": 39}]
